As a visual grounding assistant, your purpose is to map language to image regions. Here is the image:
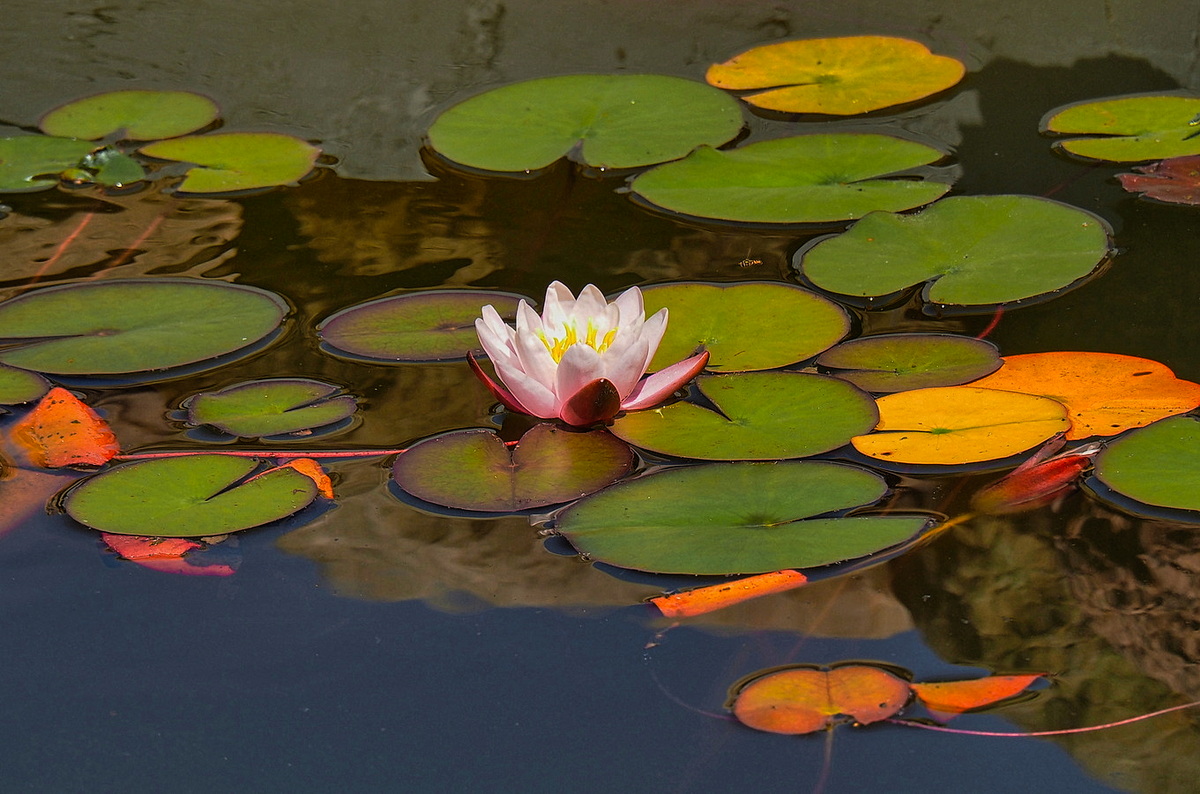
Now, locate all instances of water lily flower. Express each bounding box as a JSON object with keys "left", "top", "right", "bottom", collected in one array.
[{"left": 470, "top": 281, "right": 708, "bottom": 426}]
